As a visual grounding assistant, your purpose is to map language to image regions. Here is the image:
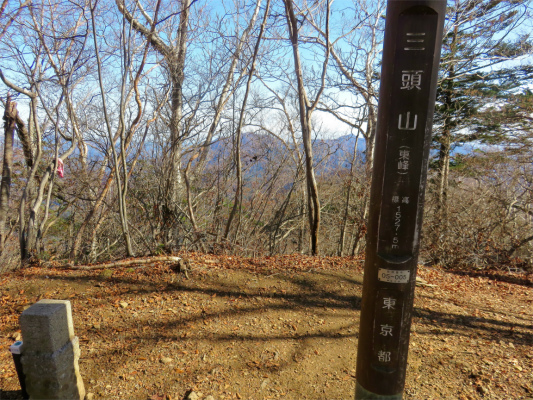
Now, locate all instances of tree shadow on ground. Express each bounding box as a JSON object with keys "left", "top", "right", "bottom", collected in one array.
[
  {"left": 3, "top": 265, "right": 532, "bottom": 399},
  {"left": 18, "top": 267, "right": 531, "bottom": 348},
  {"left": 29, "top": 268, "right": 362, "bottom": 311},
  {"left": 0, "top": 390, "right": 23, "bottom": 400},
  {"left": 447, "top": 268, "right": 533, "bottom": 287},
  {"left": 14, "top": 268, "right": 361, "bottom": 381},
  {"left": 413, "top": 306, "right": 533, "bottom": 347}
]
